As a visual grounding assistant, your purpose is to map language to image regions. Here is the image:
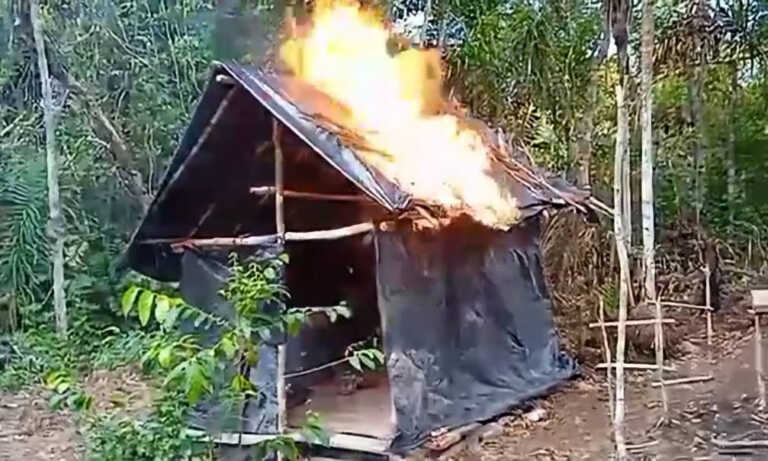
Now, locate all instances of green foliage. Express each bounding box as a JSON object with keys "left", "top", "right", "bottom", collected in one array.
[
  {"left": 84, "top": 390, "right": 211, "bottom": 461},
  {"left": 44, "top": 368, "right": 94, "bottom": 411}
]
